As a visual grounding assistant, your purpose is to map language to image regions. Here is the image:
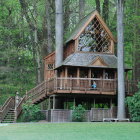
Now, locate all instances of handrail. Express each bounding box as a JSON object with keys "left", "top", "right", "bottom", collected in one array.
[
  {"left": 0, "top": 97, "right": 12, "bottom": 111},
  {"left": 57, "top": 77, "right": 115, "bottom": 81},
  {"left": 0, "top": 97, "right": 15, "bottom": 122},
  {"left": 0, "top": 97, "right": 14, "bottom": 112},
  {"left": 15, "top": 96, "right": 26, "bottom": 121}
]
